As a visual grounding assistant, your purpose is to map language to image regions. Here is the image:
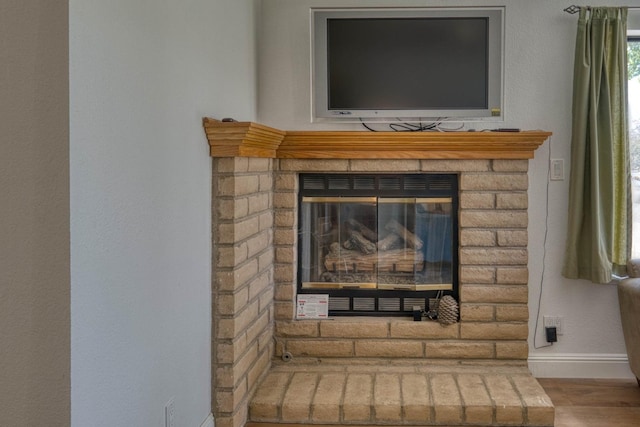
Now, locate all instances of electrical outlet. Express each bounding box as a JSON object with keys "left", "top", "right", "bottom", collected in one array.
[
  {"left": 165, "top": 398, "right": 176, "bottom": 427},
  {"left": 543, "top": 315, "right": 564, "bottom": 335},
  {"left": 550, "top": 159, "right": 565, "bottom": 181}
]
